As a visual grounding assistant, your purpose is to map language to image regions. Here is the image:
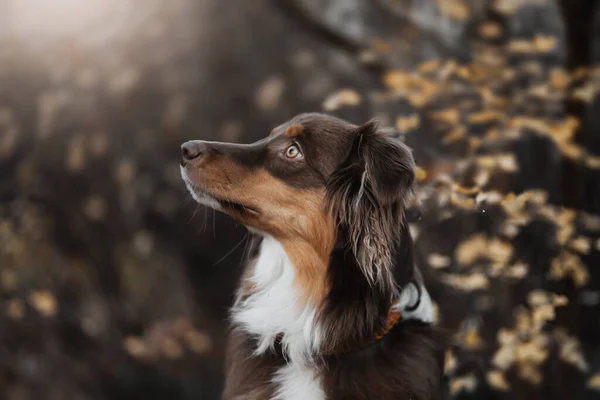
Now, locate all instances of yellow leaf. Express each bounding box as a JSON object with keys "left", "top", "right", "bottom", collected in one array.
[
  {"left": 28, "top": 290, "right": 58, "bottom": 318},
  {"left": 322, "top": 89, "right": 361, "bottom": 111},
  {"left": 396, "top": 114, "right": 420, "bottom": 131},
  {"left": 534, "top": 35, "right": 557, "bottom": 53},
  {"left": 487, "top": 370, "right": 510, "bottom": 391},
  {"left": 455, "top": 234, "right": 488, "bottom": 266},
  {"left": 479, "top": 22, "right": 502, "bottom": 39},
  {"left": 415, "top": 166, "right": 428, "bottom": 182},
  {"left": 588, "top": 373, "right": 600, "bottom": 391}
]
